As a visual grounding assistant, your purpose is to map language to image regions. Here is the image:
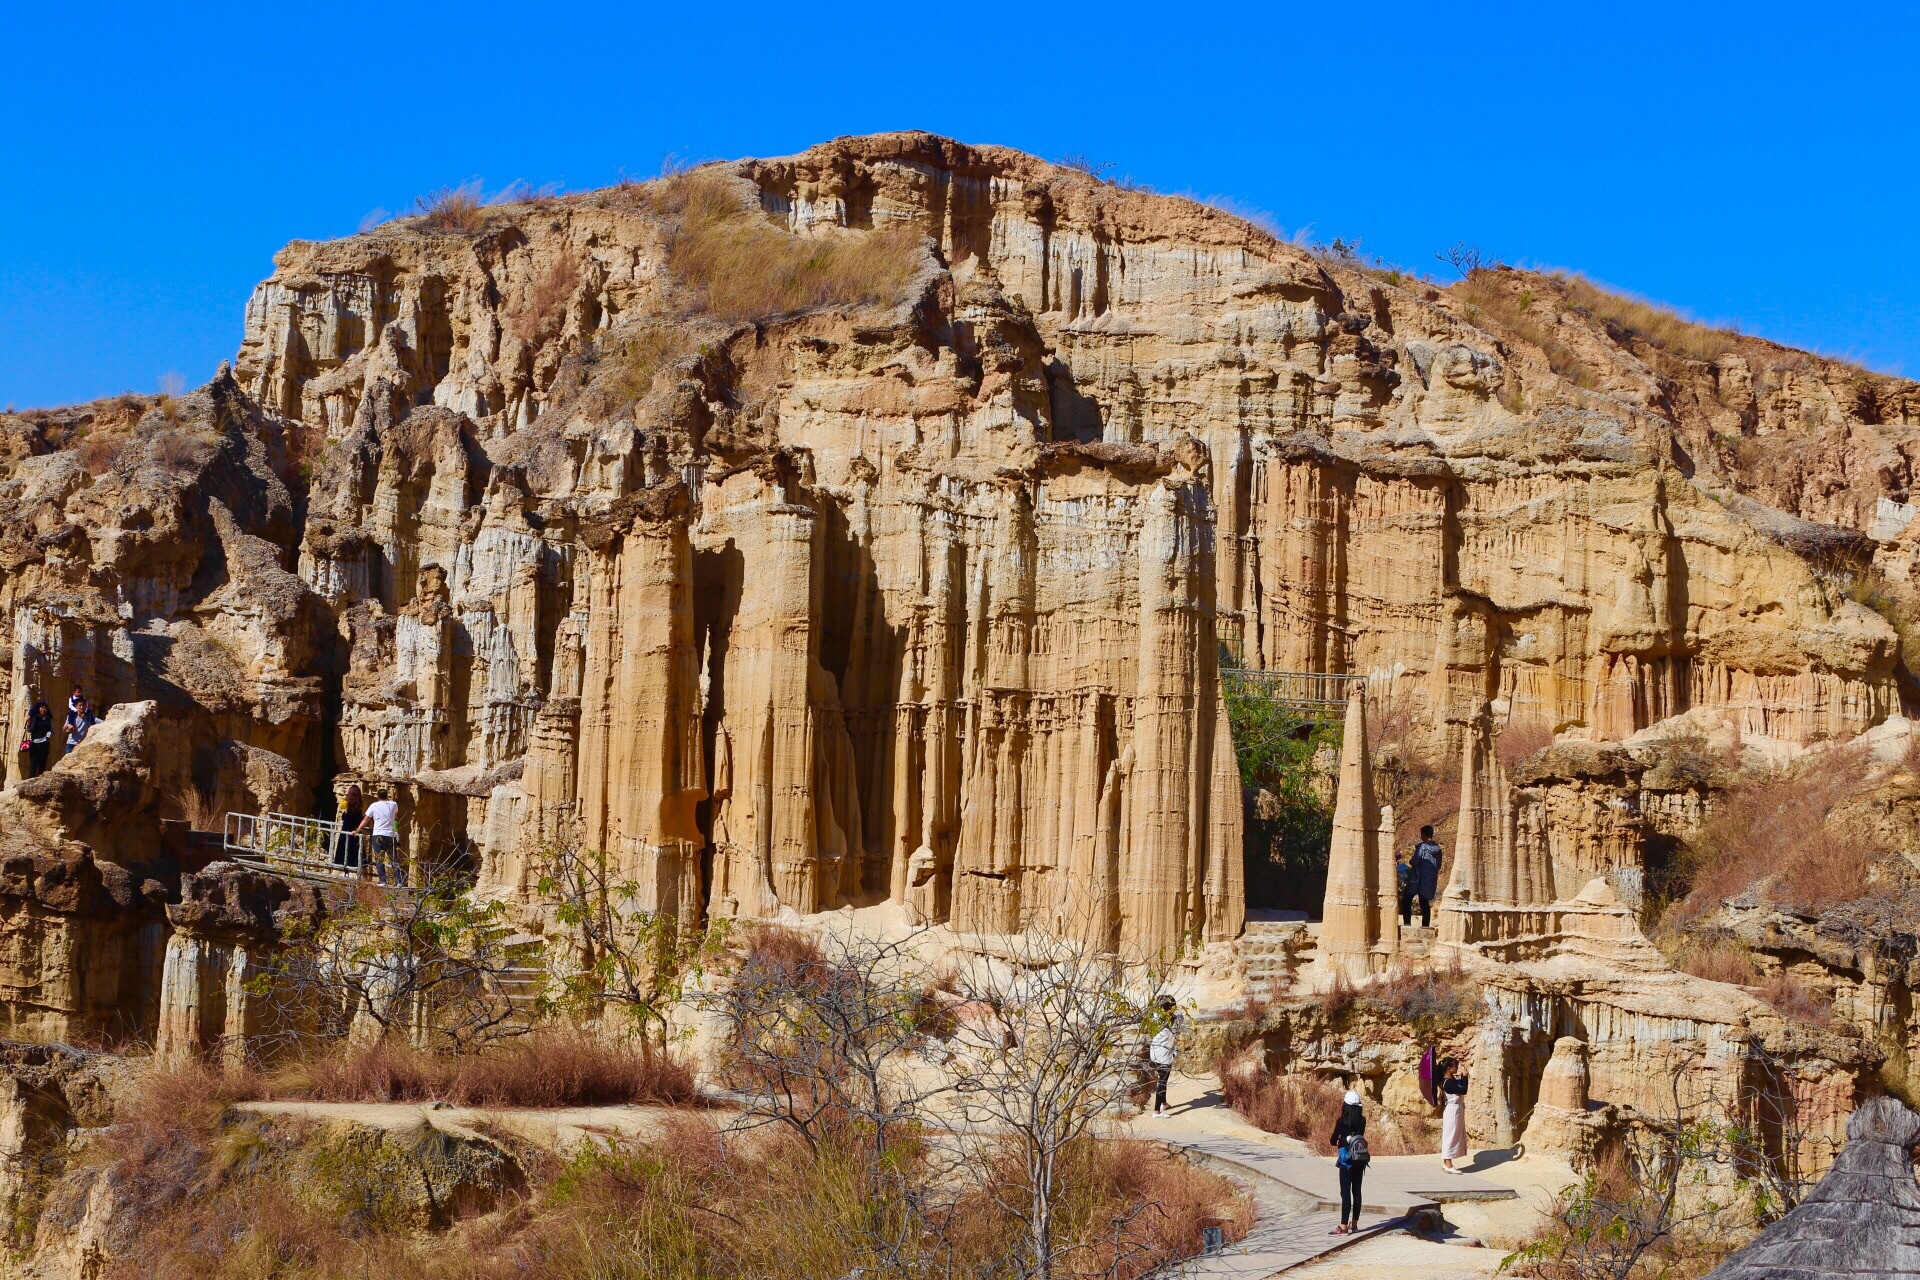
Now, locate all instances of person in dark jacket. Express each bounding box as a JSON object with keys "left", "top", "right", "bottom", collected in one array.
[
  {"left": 333, "top": 783, "right": 365, "bottom": 870},
  {"left": 1409, "top": 826, "right": 1443, "bottom": 927},
  {"left": 1330, "top": 1090, "right": 1367, "bottom": 1234},
  {"left": 23, "top": 701, "right": 53, "bottom": 777}
]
